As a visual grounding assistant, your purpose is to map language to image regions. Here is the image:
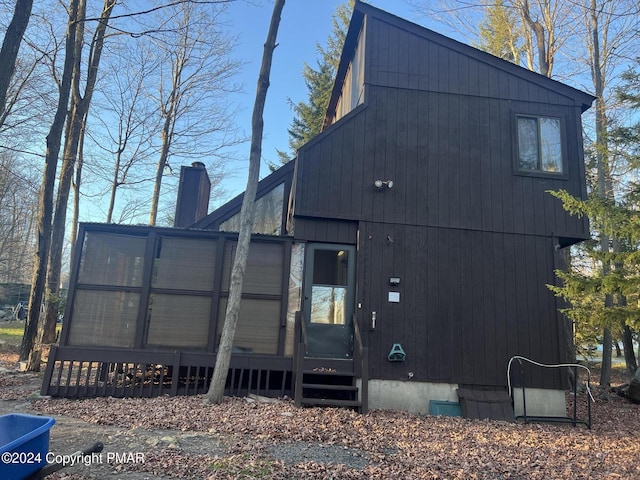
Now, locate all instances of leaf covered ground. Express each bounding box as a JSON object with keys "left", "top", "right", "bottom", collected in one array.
[
  {"left": 0, "top": 342, "right": 638, "bottom": 479},
  {"left": 28, "top": 392, "right": 639, "bottom": 480}
]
